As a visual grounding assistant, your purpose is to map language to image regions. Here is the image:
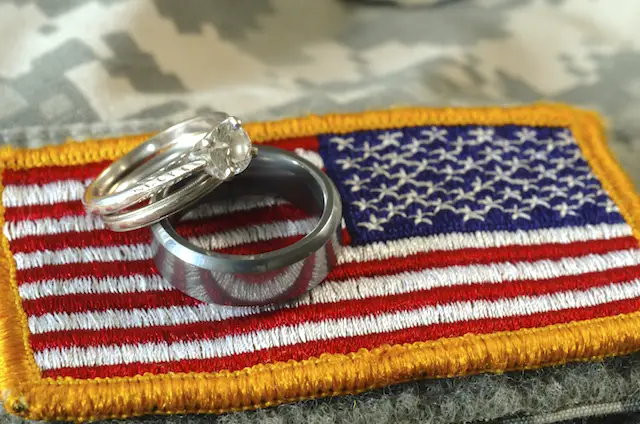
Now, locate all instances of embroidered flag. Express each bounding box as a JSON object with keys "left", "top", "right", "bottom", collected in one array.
[{"left": 2, "top": 105, "right": 640, "bottom": 421}]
